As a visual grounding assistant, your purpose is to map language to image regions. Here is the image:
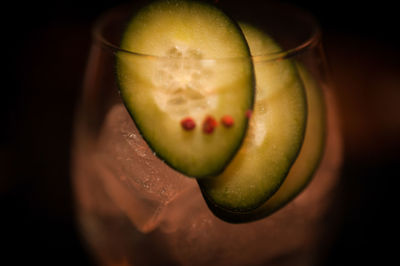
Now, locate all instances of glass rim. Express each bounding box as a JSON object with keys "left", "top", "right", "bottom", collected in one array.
[{"left": 92, "top": 2, "right": 322, "bottom": 62}]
